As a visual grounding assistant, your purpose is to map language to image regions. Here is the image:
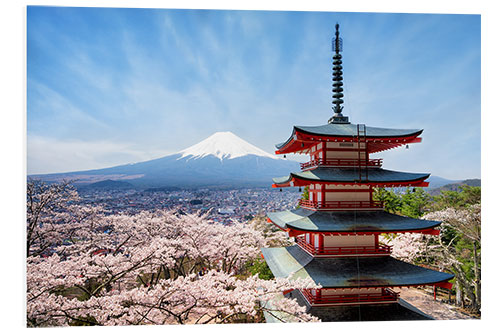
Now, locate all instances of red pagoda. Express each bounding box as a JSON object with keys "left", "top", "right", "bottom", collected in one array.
[{"left": 261, "top": 24, "right": 454, "bottom": 321}]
